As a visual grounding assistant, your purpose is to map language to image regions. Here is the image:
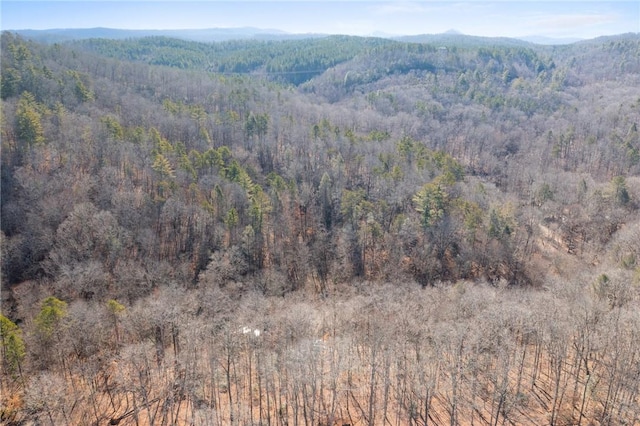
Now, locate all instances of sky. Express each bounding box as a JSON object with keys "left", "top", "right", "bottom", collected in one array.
[{"left": 2, "top": 1, "right": 639, "bottom": 40}]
